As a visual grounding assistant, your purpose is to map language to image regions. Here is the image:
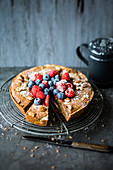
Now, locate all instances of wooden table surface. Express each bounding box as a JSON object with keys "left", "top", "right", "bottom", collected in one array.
[{"left": 0, "top": 67, "right": 113, "bottom": 170}]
